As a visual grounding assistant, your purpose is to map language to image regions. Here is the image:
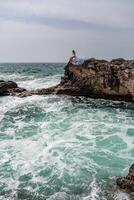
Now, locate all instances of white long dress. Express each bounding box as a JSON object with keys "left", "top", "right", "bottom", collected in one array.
[{"left": 71, "top": 57, "right": 85, "bottom": 65}]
